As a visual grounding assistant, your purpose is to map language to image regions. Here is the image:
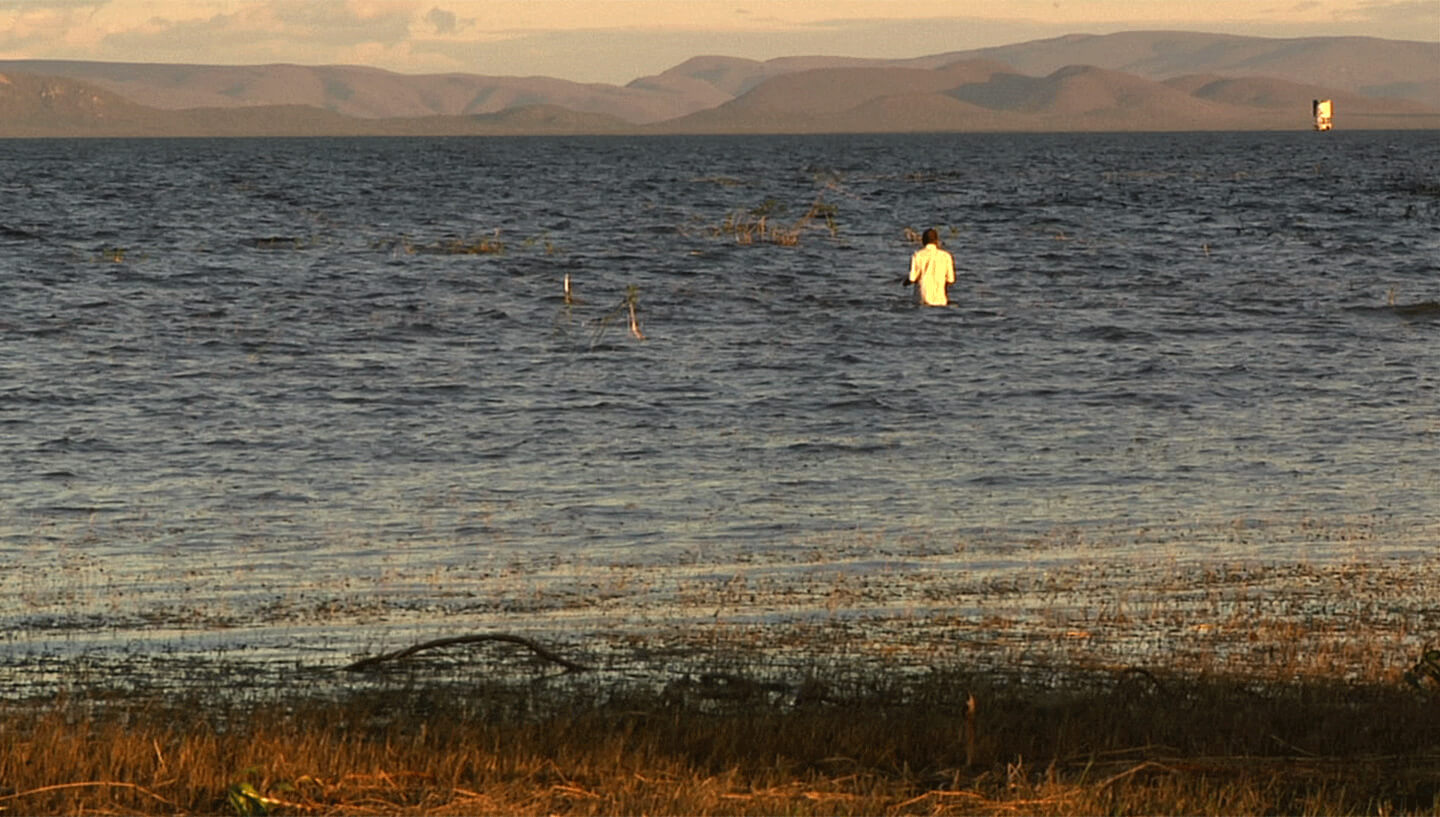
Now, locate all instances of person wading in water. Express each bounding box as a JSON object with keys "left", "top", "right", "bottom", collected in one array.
[{"left": 905, "top": 227, "right": 955, "bottom": 307}]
